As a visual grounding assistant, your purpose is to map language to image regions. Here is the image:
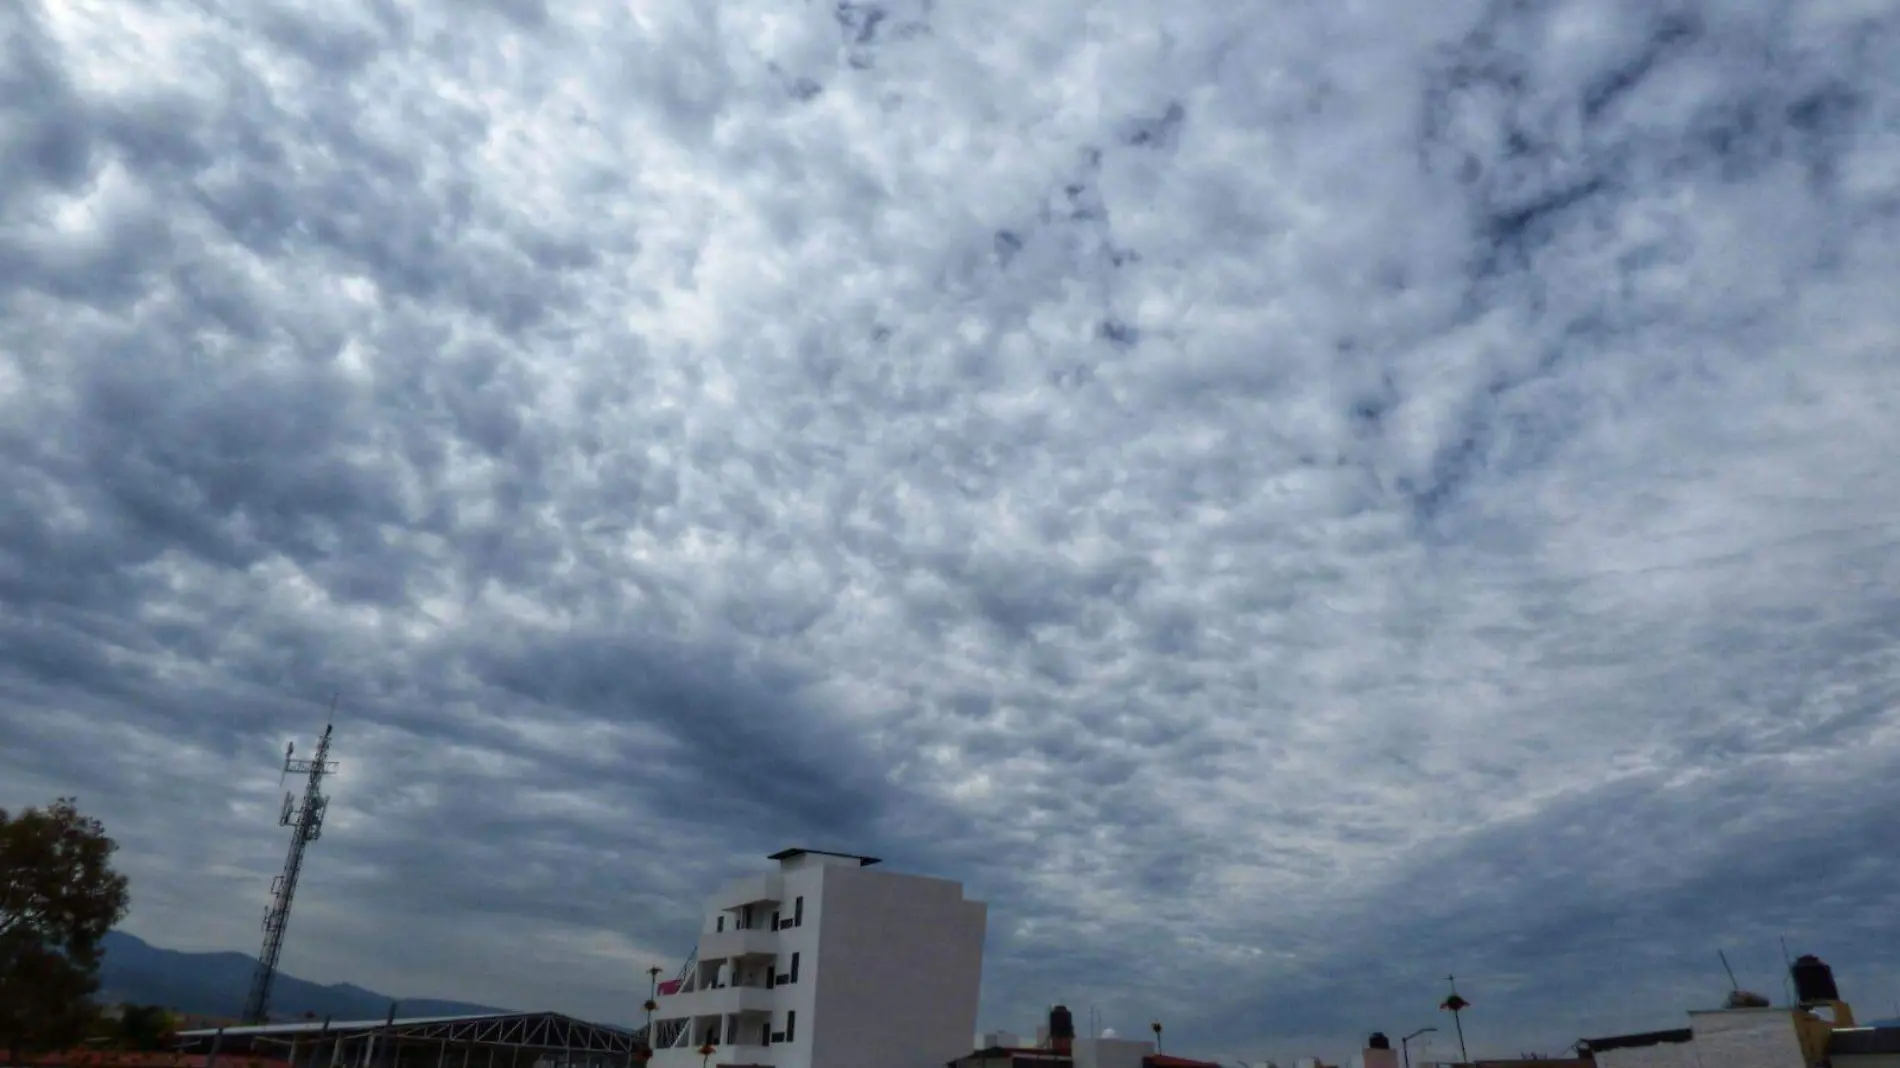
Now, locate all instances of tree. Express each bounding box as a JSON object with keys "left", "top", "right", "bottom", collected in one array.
[
  {"left": 0, "top": 798, "right": 132, "bottom": 1065},
  {"left": 113, "top": 1005, "right": 177, "bottom": 1052}
]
